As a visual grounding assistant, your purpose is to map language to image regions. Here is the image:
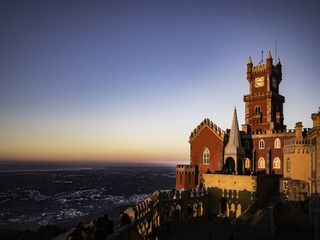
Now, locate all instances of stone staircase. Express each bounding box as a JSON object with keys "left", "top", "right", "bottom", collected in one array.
[
  {"left": 235, "top": 206, "right": 273, "bottom": 236},
  {"left": 233, "top": 180, "right": 280, "bottom": 237}
]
